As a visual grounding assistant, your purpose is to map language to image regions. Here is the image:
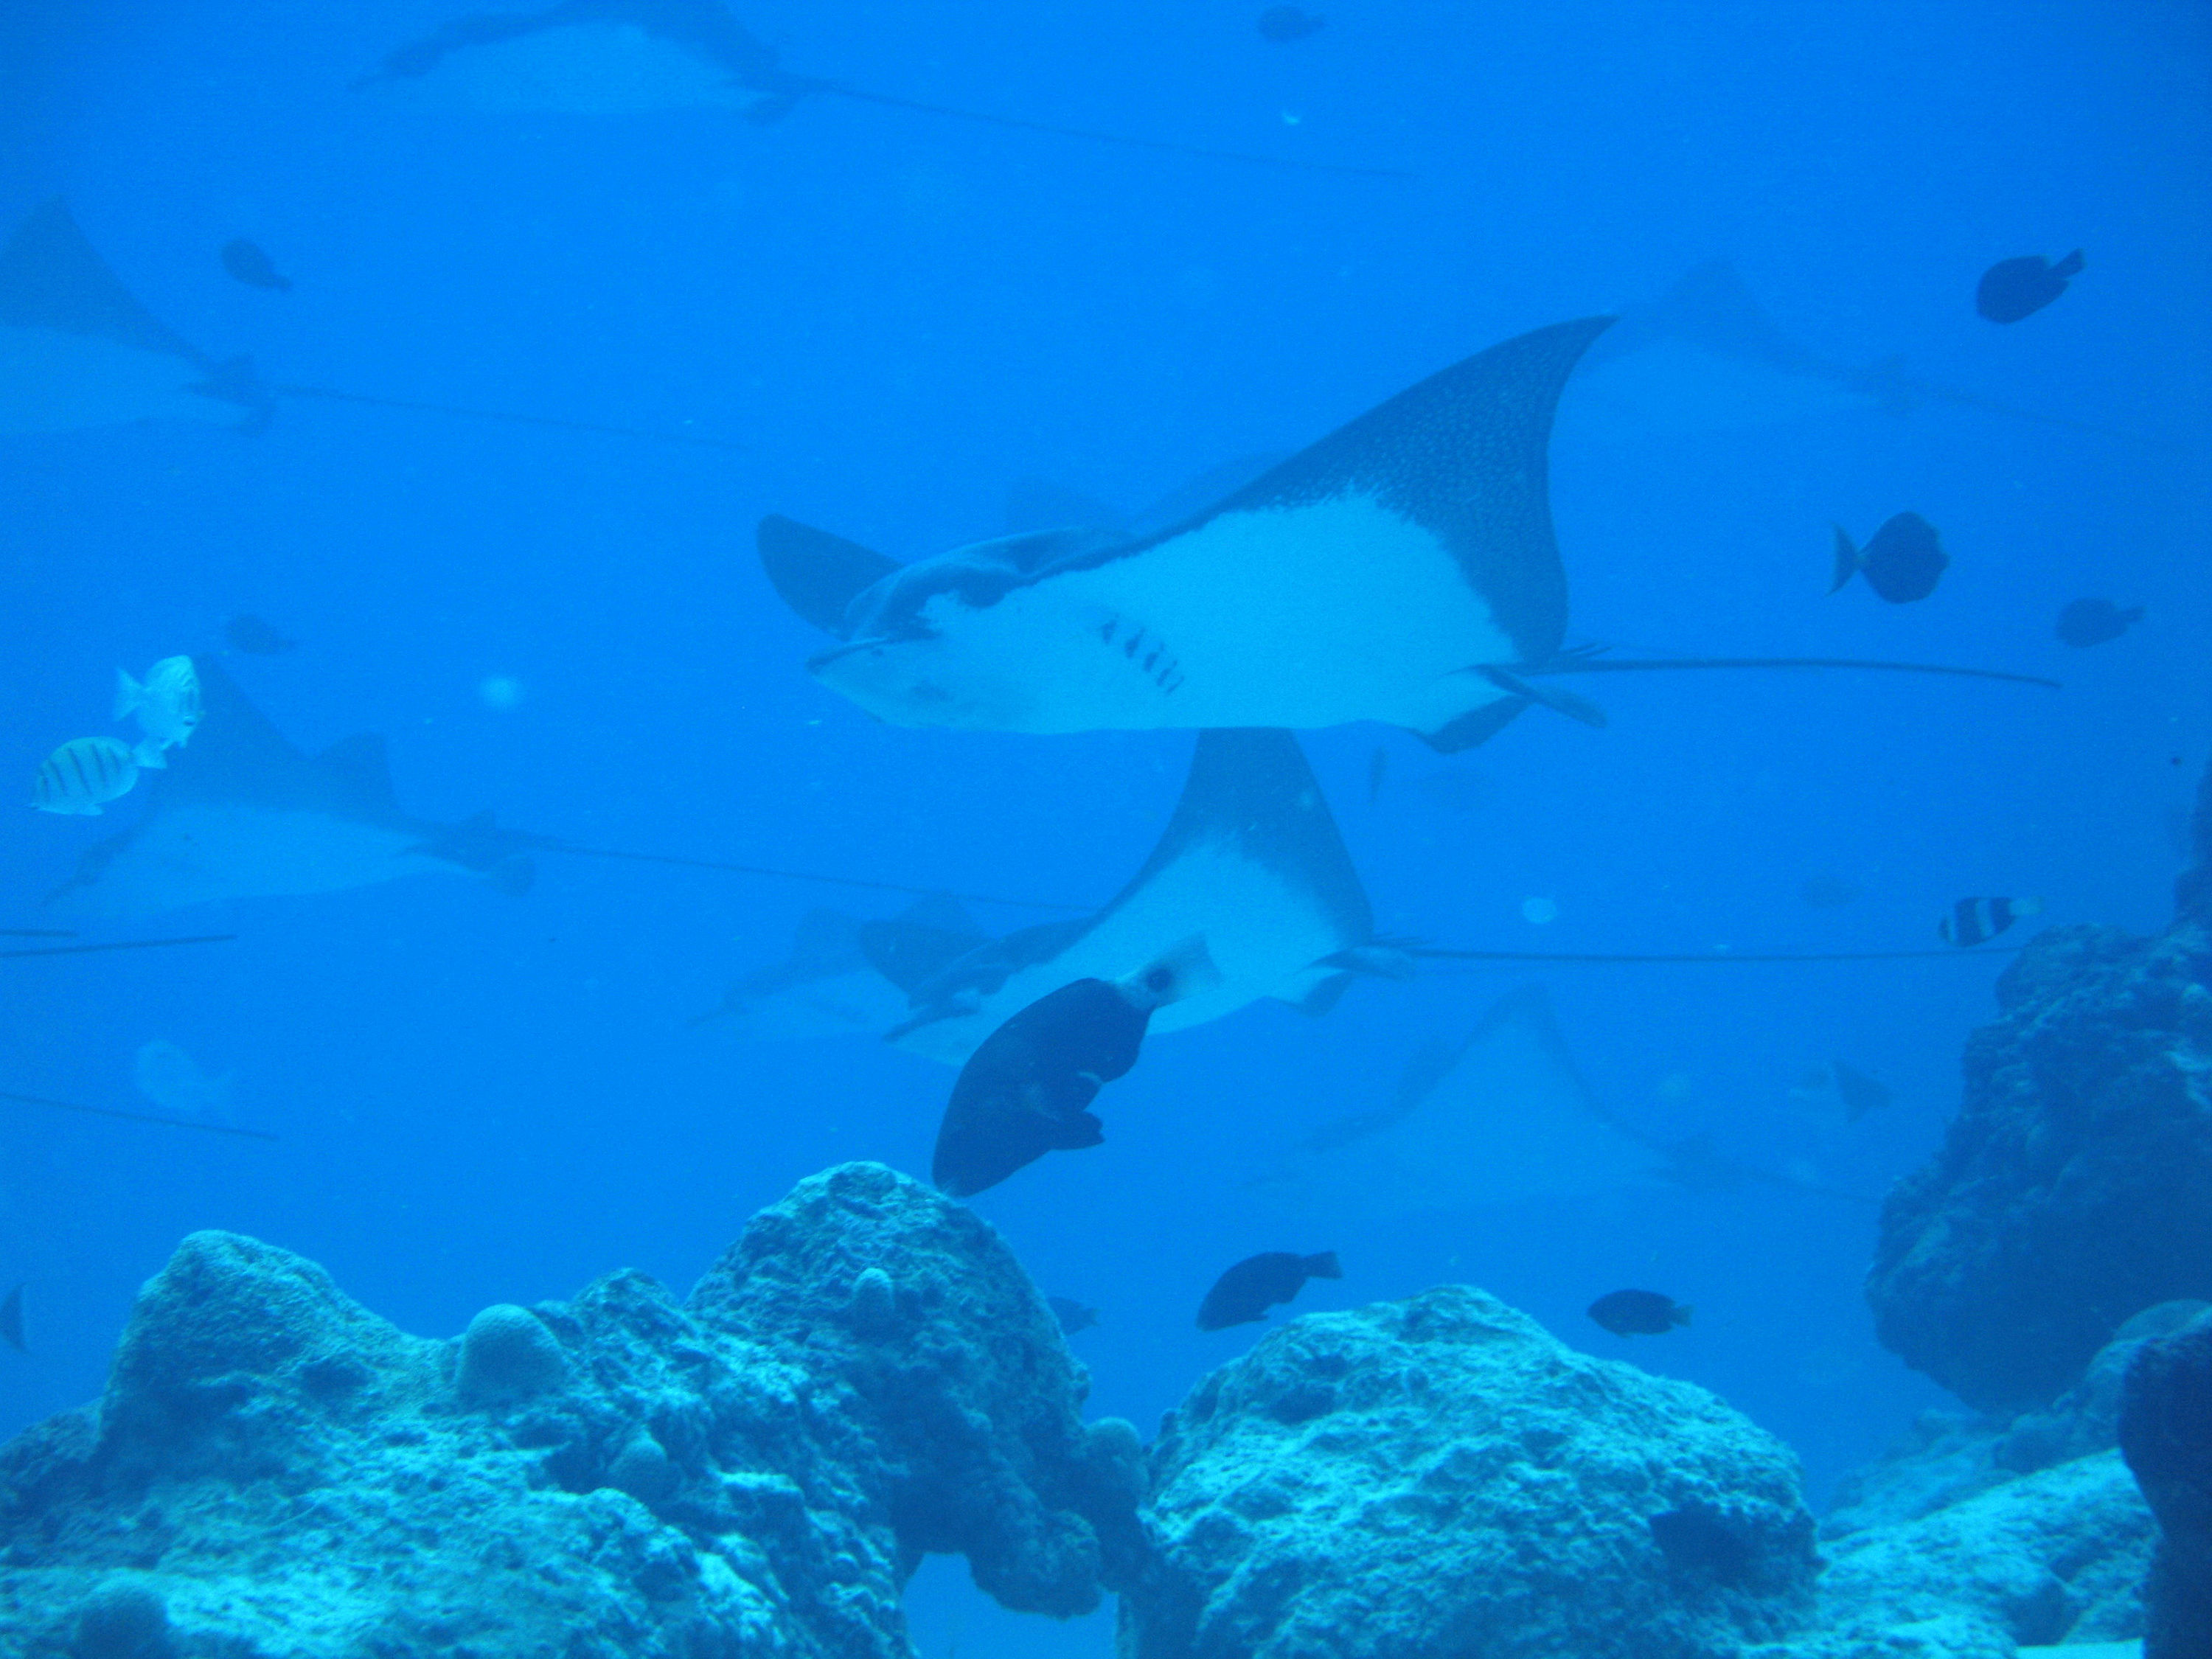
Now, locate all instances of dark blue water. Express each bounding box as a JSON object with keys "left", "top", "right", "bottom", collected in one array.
[{"left": 3, "top": 3, "right": 2206, "bottom": 1653}]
